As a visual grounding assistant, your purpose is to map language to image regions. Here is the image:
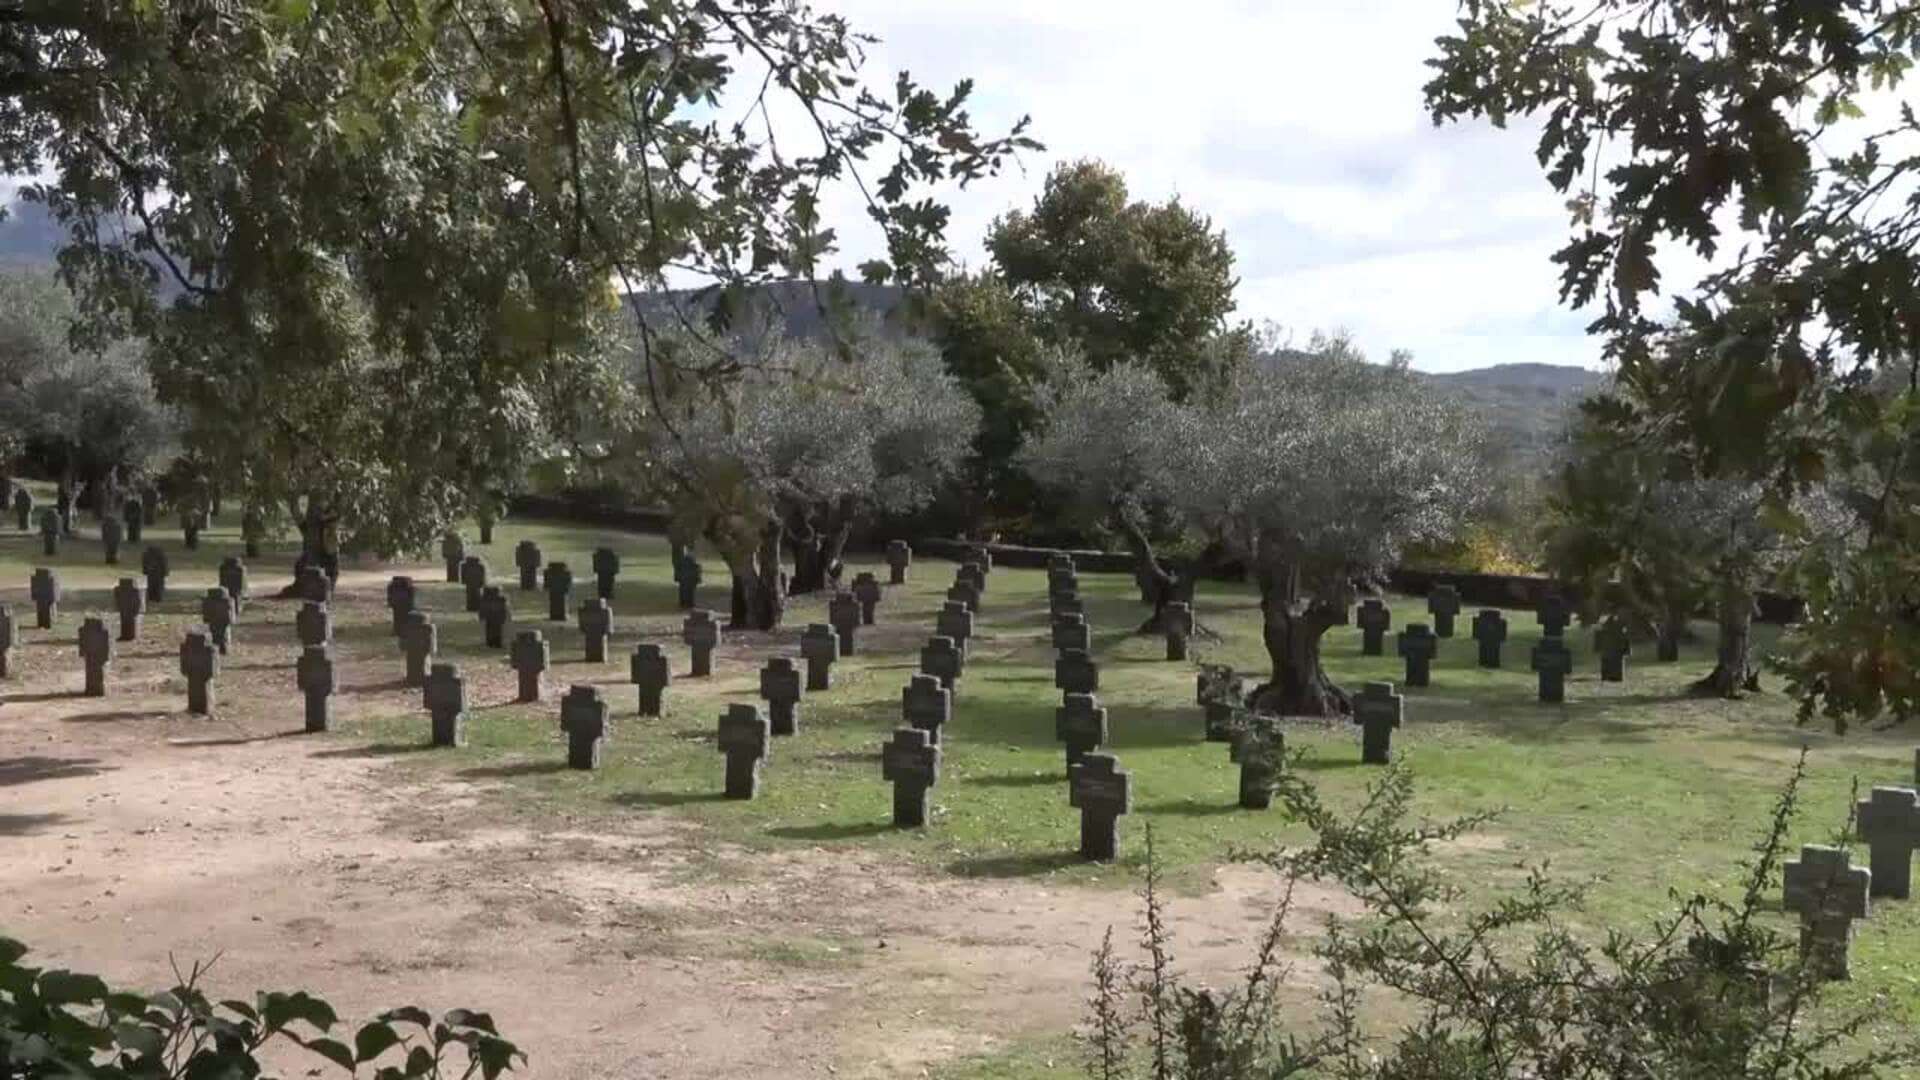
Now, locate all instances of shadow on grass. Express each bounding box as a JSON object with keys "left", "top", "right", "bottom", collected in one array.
[
  {"left": 1, "top": 690, "right": 78, "bottom": 705},
  {"left": 765, "top": 821, "right": 893, "bottom": 842},
  {"left": 339, "top": 679, "right": 414, "bottom": 697},
  {"left": 965, "top": 771, "right": 1063, "bottom": 789},
  {"left": 167, "top": 729, "right": 308, "bottom": 747},
  {"left": 1140, "top": 798, "right": 1243, "bottom": 818},
  {"left": 0, "top": 812, "right": 67, "bottom": 836},
  {"left": 460, "top": 760, "right": 567, "bottom": 779},
  {"left": 611, "top": 789, "right": 730, "bottom": 808},
  {"left": 946, "top": 849, "right": 1084, "bottom": 879},
  {"left": 0, "top": 755, "right": 109, "bottom": 787},
  {"left": 310, "top": 741, "right": 437, "bottom": 759}
]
